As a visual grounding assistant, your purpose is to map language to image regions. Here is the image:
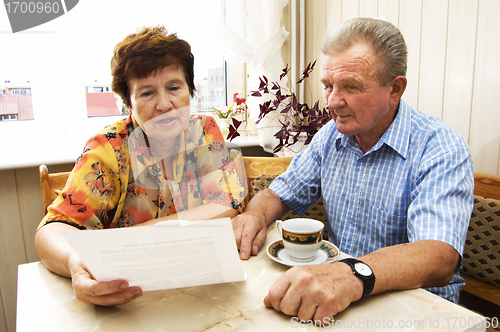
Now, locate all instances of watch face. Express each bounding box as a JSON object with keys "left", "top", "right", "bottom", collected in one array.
[{"left": 354, "top": 263, "right": 372, "bottom": 277}]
